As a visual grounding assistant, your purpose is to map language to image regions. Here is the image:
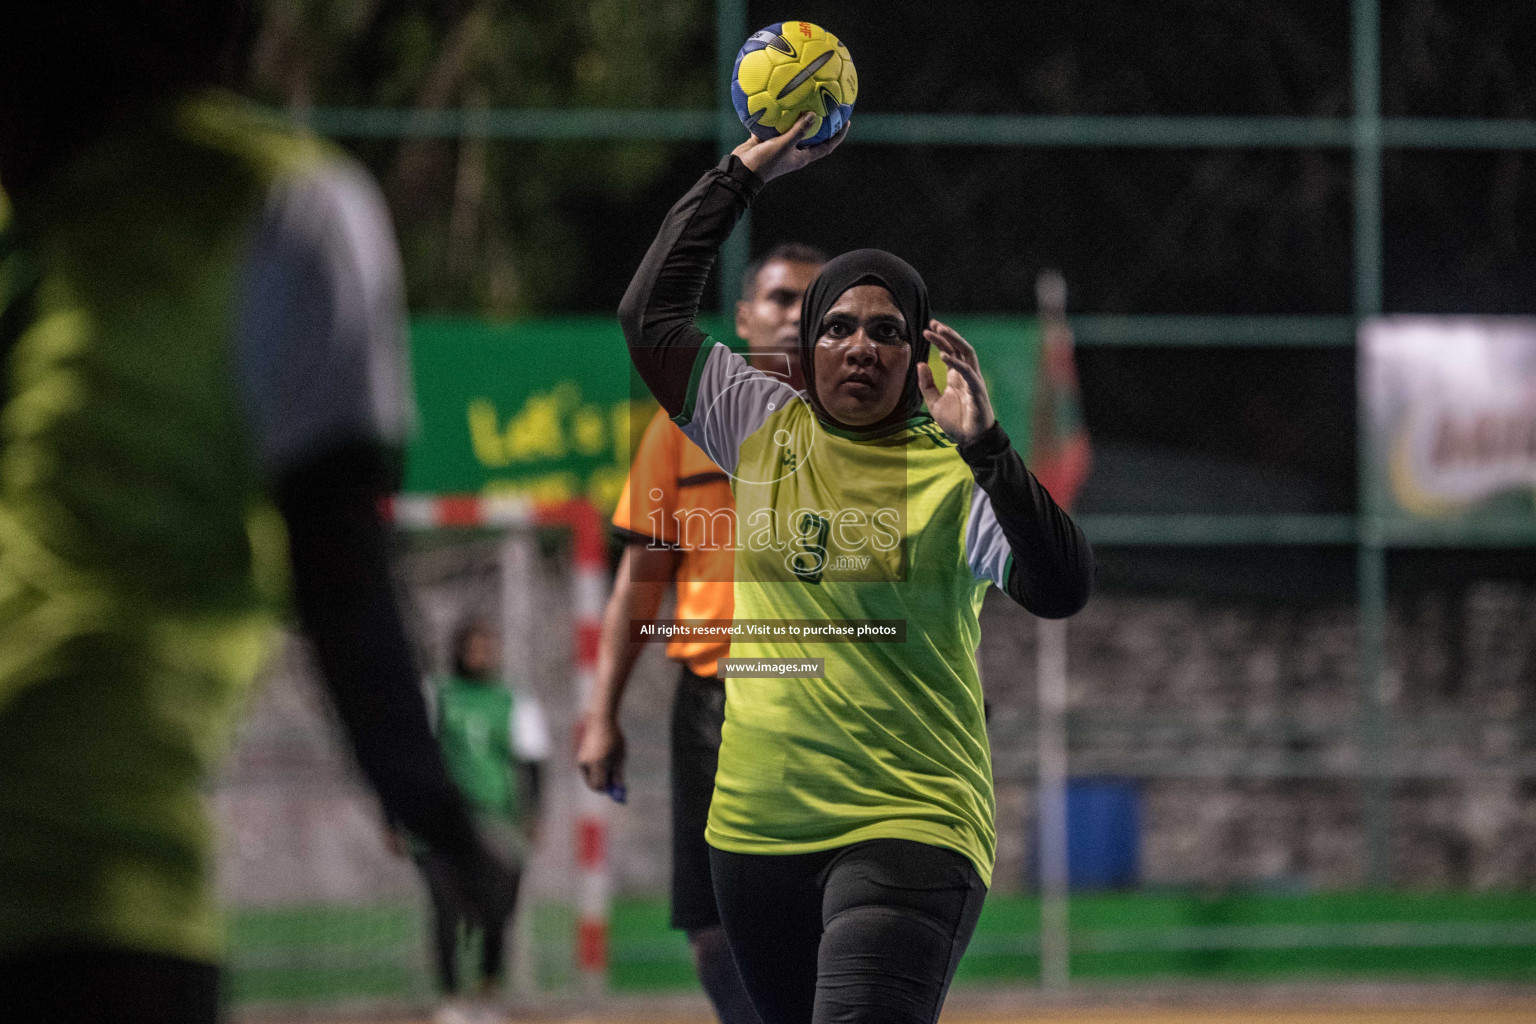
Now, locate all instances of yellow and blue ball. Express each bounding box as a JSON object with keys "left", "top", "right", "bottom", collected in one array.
[{"left": 732, "top": 21, "right": 857, "bottom": 148}]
